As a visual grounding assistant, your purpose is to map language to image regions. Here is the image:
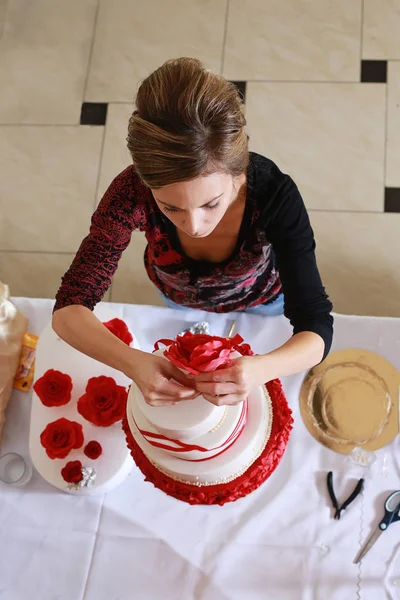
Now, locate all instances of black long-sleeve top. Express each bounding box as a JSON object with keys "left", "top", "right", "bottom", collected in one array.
[{"left": 54, "top": 151, "right": 333, "bottom": 358}]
